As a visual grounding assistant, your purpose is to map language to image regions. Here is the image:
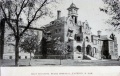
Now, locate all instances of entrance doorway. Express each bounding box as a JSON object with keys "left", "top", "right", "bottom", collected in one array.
[
  {"left": 103, "top": 50, "right": 111, "bottom": 59},
  {"left": 86, "top": 45, "right": 92, "bottom": 56}
]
